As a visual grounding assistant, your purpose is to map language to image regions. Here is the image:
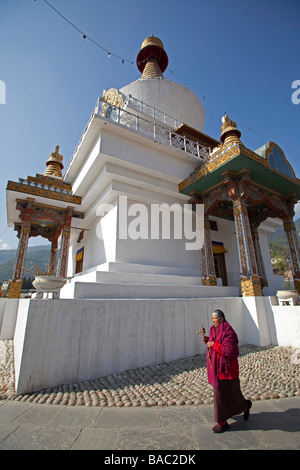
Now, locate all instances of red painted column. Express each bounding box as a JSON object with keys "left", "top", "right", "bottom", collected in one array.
[
  {"left": 8, "top": 205, "right": 32, "bottom": 298},
  {"left": 232, "top": 197, "right": 262, "bottom": 296},
  {"left": 283, "top": 216, "right": 300, "bottom": 294},
  {"left": 201, "top": 216, "right": 217, "bottom": 286}
]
